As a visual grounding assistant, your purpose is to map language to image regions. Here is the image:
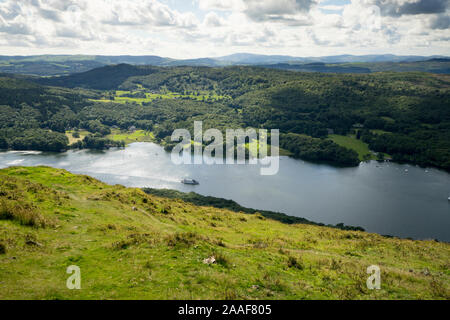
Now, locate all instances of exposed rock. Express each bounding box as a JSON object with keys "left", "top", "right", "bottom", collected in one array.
[
  {"left": 26, "top": 240, "right": 43, "bottom": 247},
  {"left": 203, "top": 256, "right": 216, "bottom": 265}
]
